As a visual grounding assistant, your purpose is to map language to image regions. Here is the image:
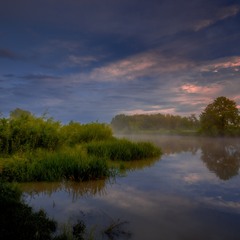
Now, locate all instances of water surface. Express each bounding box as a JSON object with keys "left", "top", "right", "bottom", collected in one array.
[{"left": 21, "top": 136, "right": 240, "bottom": 240}]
